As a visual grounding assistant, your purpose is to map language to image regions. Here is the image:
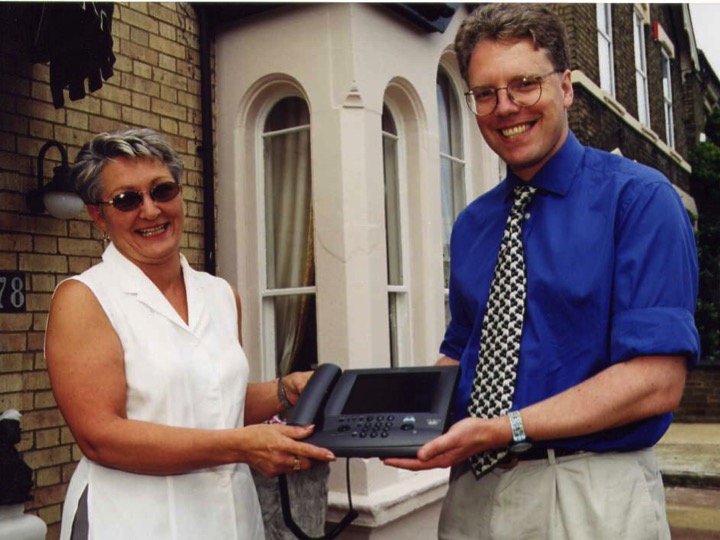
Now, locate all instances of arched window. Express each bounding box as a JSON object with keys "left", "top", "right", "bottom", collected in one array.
[
  {"left": 262, "top": 96, "right": 317, "bottom": 375},
  {"left": 436, "top": 70, "right": 466, "bottom": 323},
  {"left": 382, "top": 104, "right": 409, "bottom": 367}
]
